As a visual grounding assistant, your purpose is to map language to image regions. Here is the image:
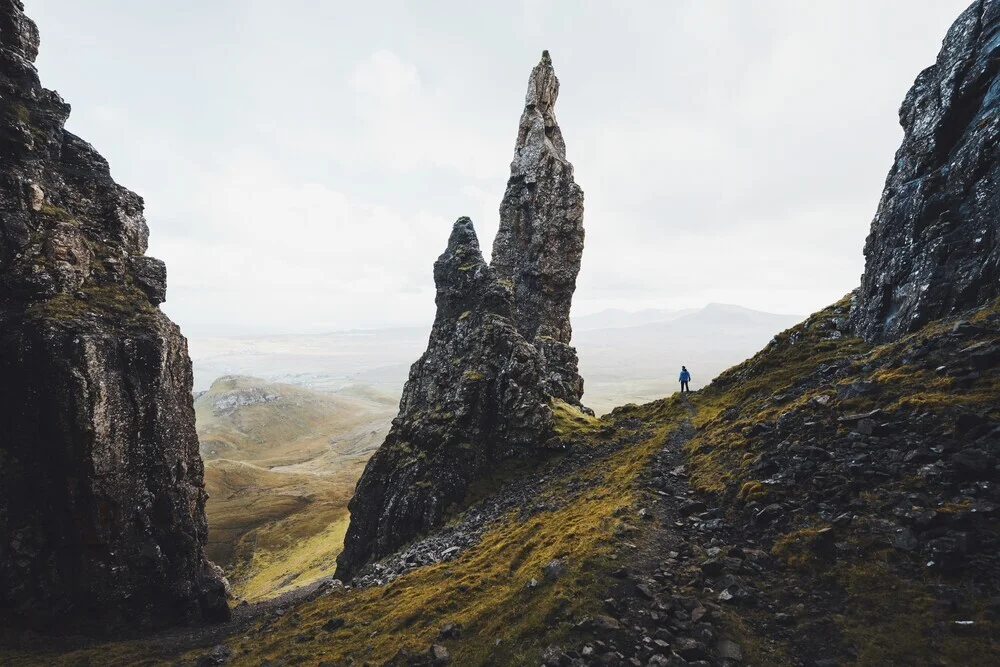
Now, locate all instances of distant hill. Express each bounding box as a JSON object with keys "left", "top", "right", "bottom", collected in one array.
[
  {"left": 196, "top": 375, "right": 396, "bottom": 468},
  {"left": 195, "top": 376, "right": 396, "bottom": 601}
]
